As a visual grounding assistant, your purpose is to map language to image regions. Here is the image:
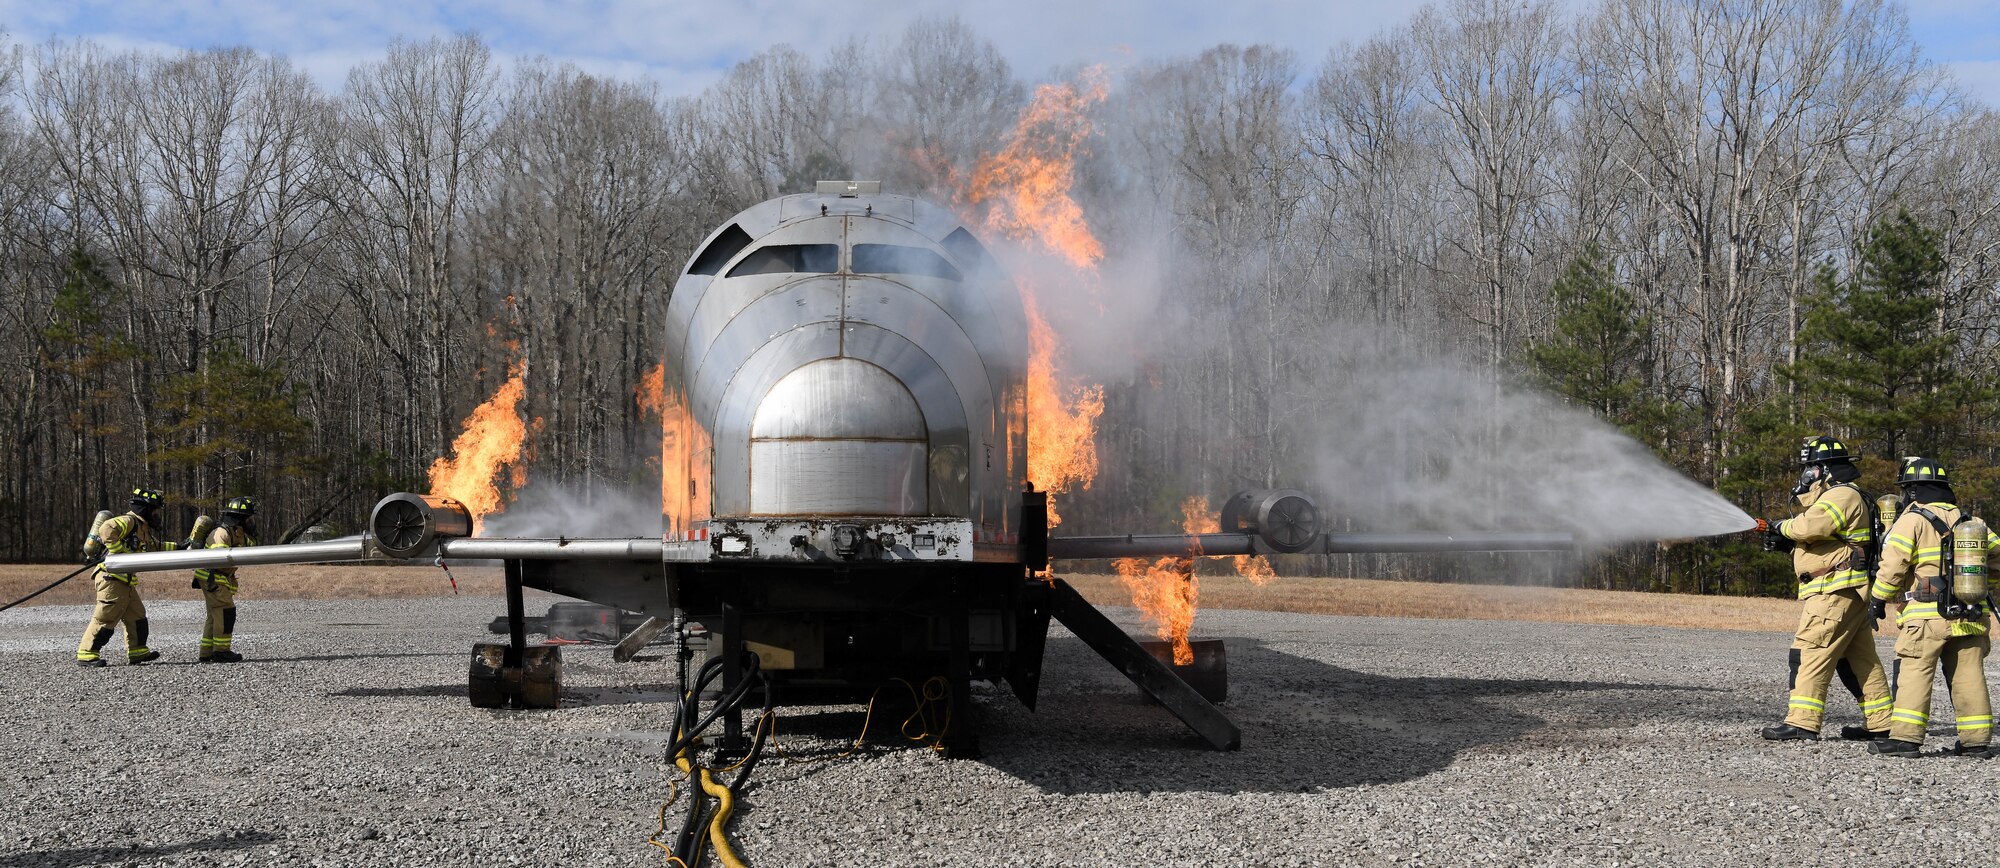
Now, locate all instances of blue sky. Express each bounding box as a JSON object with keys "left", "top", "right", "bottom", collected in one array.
[{"left": 4, "top": 0, "right": 1997, "bottom": 105}]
